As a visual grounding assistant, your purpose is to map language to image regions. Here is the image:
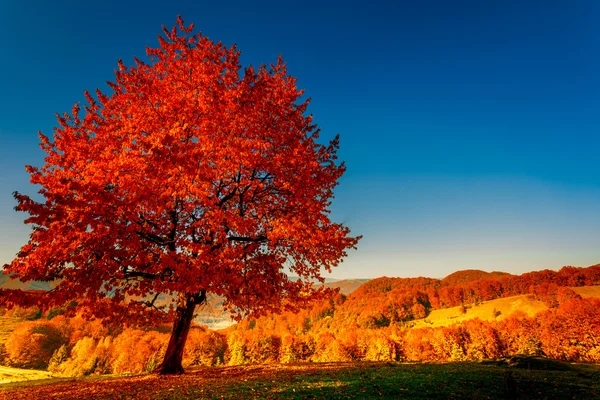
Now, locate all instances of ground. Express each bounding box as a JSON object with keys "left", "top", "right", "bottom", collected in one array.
[
  {"left": 0, "top": 360, "right": 599, "bottom": 399},
  {"left": 0, "top": 365, "right": 52, "bottom": 384}
]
